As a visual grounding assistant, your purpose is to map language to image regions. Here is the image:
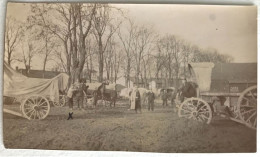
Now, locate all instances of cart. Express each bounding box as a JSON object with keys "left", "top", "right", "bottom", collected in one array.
[
  {"left": 3, "top": 62, "right": 69, "bottom": 120},
  {"left": 178, "top": 62, "right": 257, "bottom": 129}
]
